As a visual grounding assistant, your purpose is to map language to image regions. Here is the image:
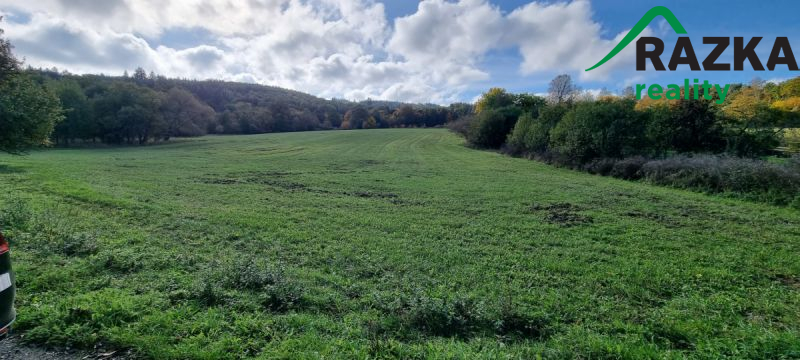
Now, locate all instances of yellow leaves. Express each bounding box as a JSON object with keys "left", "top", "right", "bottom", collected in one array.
[
  {"left": 363, "top": 117, "right": 377, "bottom": 129},
  {"left": 474, "top": 87, "right": 512, "bottom": 114},
  {"left": 723, "top": 87, "right": 765, "bottom": 120},
  {"left": 597, "top": 95, "right": 619, "bottom": 102},
  {"left": 634, "top": 95, "right": 670, "bottom": 111},
  {"left": 772, "top": 97, "right": 800, "bottom": 112},
  {"left": 779, "top": 77, "right": 800, "bottom": 98}
]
